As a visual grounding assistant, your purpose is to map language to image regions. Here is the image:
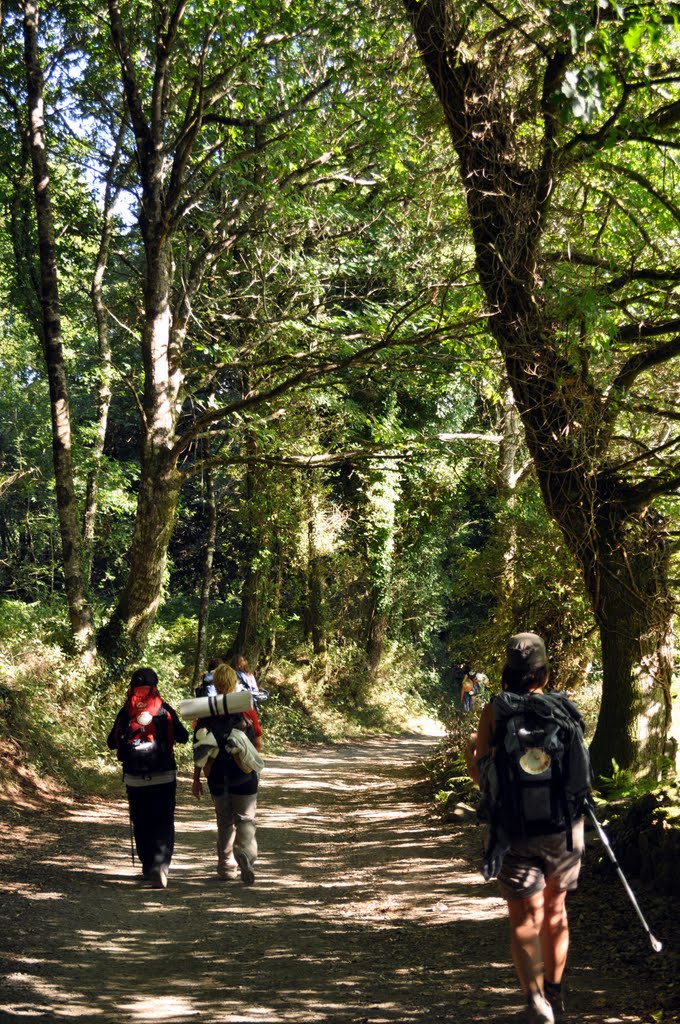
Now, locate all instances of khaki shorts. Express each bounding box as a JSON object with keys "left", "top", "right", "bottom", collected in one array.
[{"left": 498, "top": 819, "right": 584, "bottom": 900}]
